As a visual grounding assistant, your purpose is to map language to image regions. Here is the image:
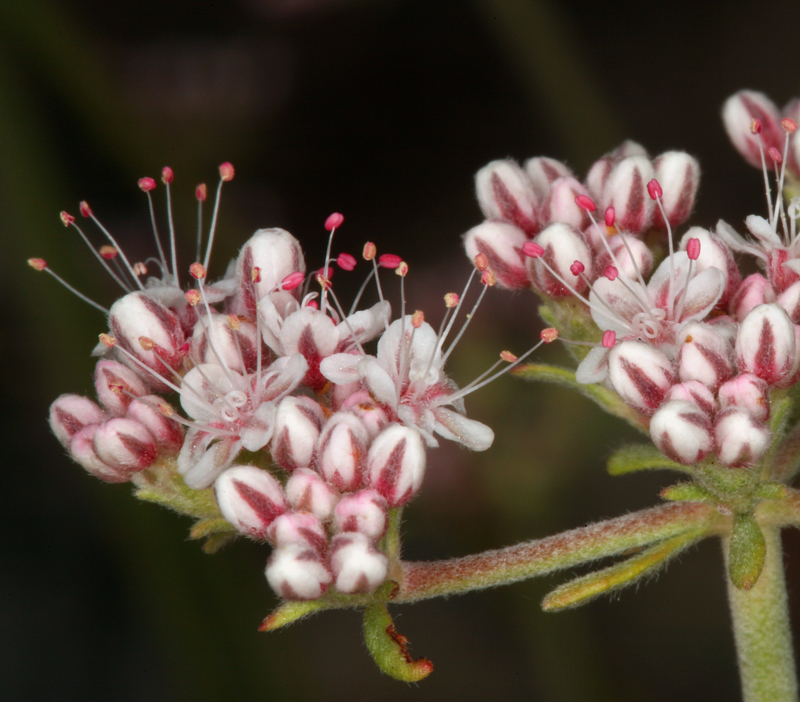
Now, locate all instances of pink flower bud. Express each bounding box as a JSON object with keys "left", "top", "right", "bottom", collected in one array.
[
  {"left": 368, "top": 424, "right": 426, "bottom": 506},
  {"left": 736, "top": 303, "right": 796, "bottom": 385},
  {"left": 49, "top": 394, "right": 107, "bottom": 448},
  {"left": 663, "top": 381, "right": 717, "bottom": 417},
  {"left": 317, "top": 412, "right": 370, "bottom": 492},
  {"left": 730, "top": 274, "right": 776, "bottom": 321},
  {"left": 284, "top": 468, "right": 339, "bottom": 522},
  {"left": 540, "top": 177, "right": 592, "bottom": 230},
  {"left": 722, "top": 91, "right": 783, "bottom": 168},
  {"left": 330, "top": 532, "right": 388, "bottom": 594},
  {"left": 527, "top": 223, "right": 592, "bottom": 297},
  {"left": 339, "top": 390, "right": 390, "bottom": 439},
  {"left": 68, "top": 425, "right": 130, "bottom": 483},
  {"left": 334, "top": 489, "right": 389, "bottom": 540},
  {"left": 108, "top": 292, "right": 185, "bottom": 391},
  {"left": 214, "top": 465, "right": 288, "bottom": 539},
  {"left": 718, "top": 373, "right": 770, "bottom": 422},
  {"left": 267, "top": 511, "right": 328, "bottom": 553},
  {"left": 679, "top": 227, "right": 740, "bottom": 309},
  {"left": 92, "top": 417, "right": 158, "bottom": 473},
  {"left": 125, "top": 396, "right": 184, "bottom": 454},
  {"left": 768, "top": 248, "right": 800, "bottom": 294},
  {"left": 608, "top": 341, "right": 675, "bottom": 415},
  {"left": 266, "top": 545, "right": 332, "bottom": 600},
  {"left": 462, "top": 221, "right": 529, "bottom": 290},
  {"left": 474, "top": 159, "right": 540, "bottom": 234},
  {"left": 778, "top": 280, "right": 800, "bottom": 323},
  {"left": 271, "top": 396, "right": 324, "bottom": 472},
  {"left": 714, "top": 407, "right": 772, "bottom": 467},
  {"left": 523, "top": 156, "right": 574, "bottom": 199},
  {"left": 652, "top": 151, "right": 700, "bottom": 228},
  {"left": 650, "top": 400, "right": 713, "bottom": 464},
  {"left": 190, "top": 313, "right": 258, "bottom": 374},
  {"left": 94, "top": 359, "right": 149, "bottom": 416},
  {"left": 601, "top": 156, "right": 655, "bottom": 234},
  {"left": 676, "top": 322, "right": 733, "bottom": 392}
]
